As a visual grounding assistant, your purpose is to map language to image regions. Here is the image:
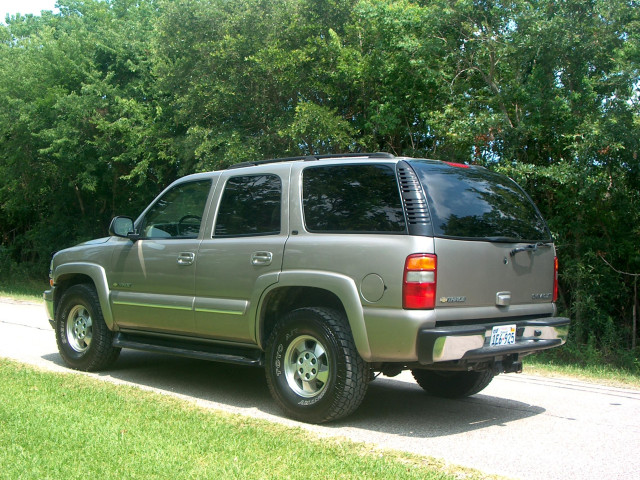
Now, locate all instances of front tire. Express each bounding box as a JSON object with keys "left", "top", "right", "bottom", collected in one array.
[
  {"left": 265, "top": 307, "right": 368, "bottom": 424},
  {"left": 55, "top": 284, "right": 120, "bottom": 371},
  {"left": 412, "top": 369, "right": 495, "bottom": 398}
]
